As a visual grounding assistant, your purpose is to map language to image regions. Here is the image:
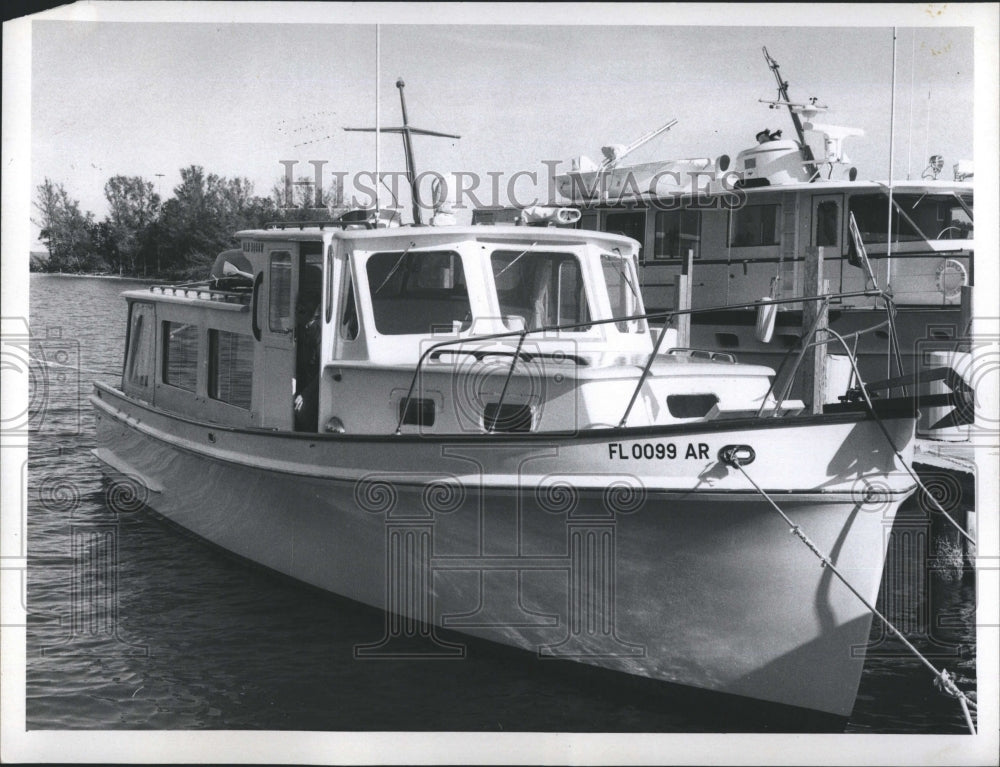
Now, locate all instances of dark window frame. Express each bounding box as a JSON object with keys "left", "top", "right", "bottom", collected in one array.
[
  {"left": 653, "top": 209, "right": 701, "bottom": 260},
  {"left": 125, "top": 302, "right": 154, "bottom": 388},
  {"left": 729, "top": 204, "right": 780, "bottom": 247},
  {"left": 366, "top": 249, "right": 472, "bottom": 336},
  {"left": 491, "top": 249, "right": 592, "bottom": 332}
]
